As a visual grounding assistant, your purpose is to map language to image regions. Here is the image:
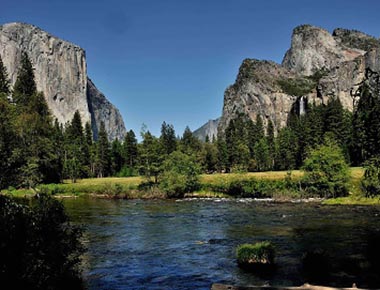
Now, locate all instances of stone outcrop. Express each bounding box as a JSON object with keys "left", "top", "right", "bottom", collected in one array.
[
  {"left": 218, "top": 24, "right": 380, "bottom": 135},
  {"left": 193, "top": 118, "right": 219, "bottom": 141},
  {"left": 87, "top": 78, "right": 125, "bottom": 140},
  {"left": 0, "top": 22, "right": 126, "bottom": 140}
]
